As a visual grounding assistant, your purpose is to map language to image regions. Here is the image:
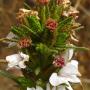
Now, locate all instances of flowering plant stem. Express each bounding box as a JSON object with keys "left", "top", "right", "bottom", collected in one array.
[
  {"left": 55, "top": 45, "right": 89, "bottom": 51},
  {"left": 0, "top": 38, "right": 17, "bottom": 42}
]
